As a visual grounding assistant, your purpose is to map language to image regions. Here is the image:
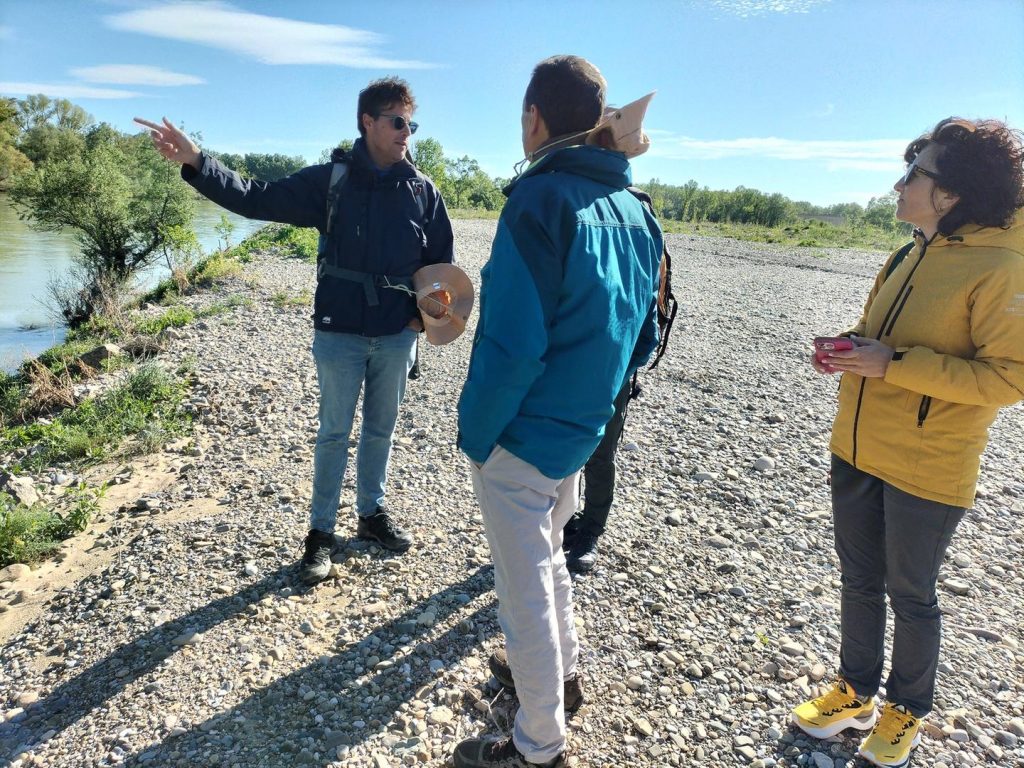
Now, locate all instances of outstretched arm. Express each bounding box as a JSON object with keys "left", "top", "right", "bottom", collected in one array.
[{"left": 134, "top": 117, "right": 201, "bottom": 170}]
